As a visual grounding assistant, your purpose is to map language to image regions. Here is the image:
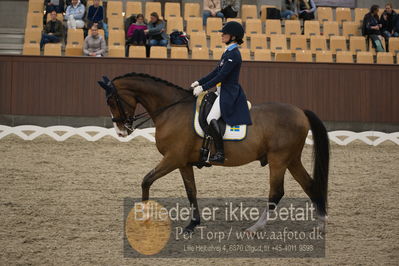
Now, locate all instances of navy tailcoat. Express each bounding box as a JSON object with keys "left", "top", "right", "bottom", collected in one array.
[{"left": 198, "top": 44, "right": 252, "bottom": 126}]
